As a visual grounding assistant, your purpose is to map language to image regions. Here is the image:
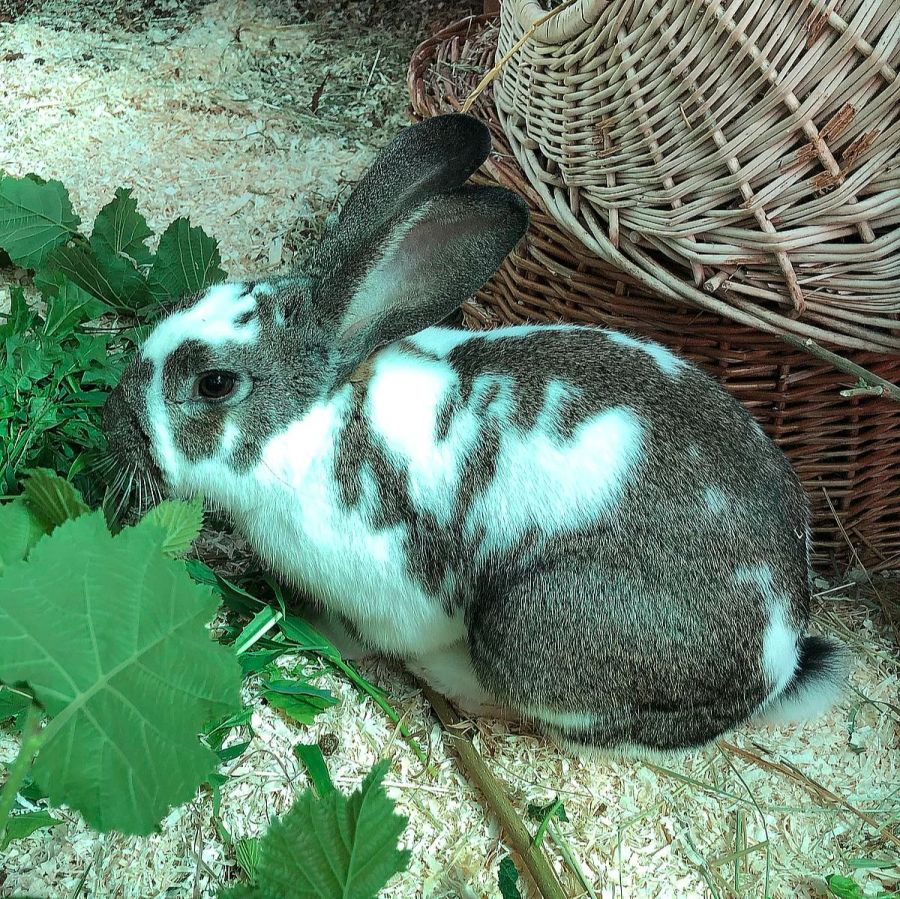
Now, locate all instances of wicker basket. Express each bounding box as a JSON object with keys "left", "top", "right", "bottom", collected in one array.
[
  {"left": 492, "top": 0, "right": 900, "bottom": 354},
  {"left": 408, "top": 14, "right": 900, "bottom": 569}
]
